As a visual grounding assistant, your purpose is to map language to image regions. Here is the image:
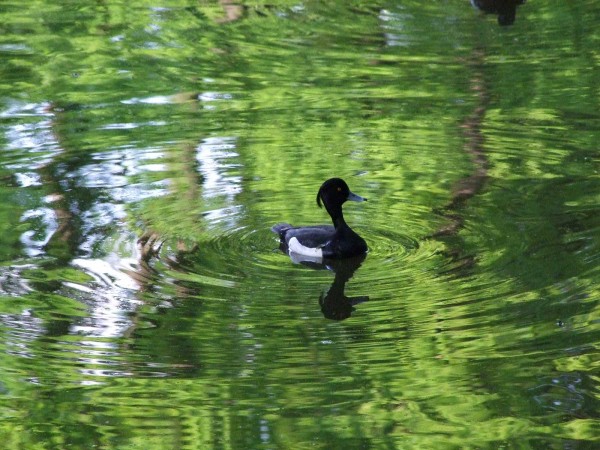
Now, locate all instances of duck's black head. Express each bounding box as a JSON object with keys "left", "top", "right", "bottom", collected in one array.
[{"left": 316, "top": 178, "right": 366, "bottom": 223}]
